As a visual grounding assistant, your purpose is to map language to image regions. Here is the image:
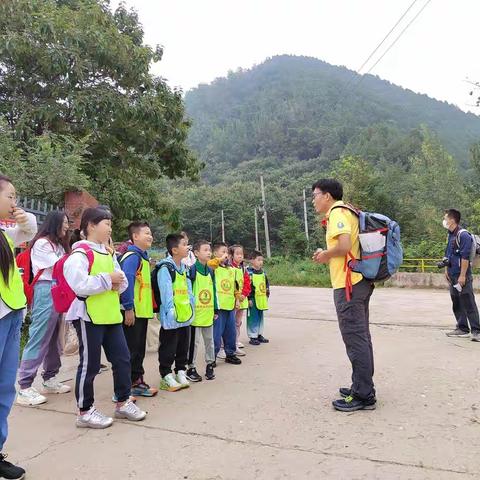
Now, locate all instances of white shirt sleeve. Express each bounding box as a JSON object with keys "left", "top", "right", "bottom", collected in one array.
[
  {"left": 31, "top": 239, "right": 62, "bottom": 270},
  {"left": 64, "top": 251, "right": 113, "bottom": 297},
  {"left": 4, "top": 212, "right": 37, "bottom": 247}
]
